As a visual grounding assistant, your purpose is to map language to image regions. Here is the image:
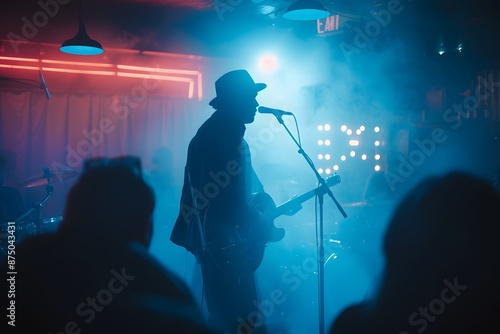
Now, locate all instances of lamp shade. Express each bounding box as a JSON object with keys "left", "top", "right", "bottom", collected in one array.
[
  {"left": 60, "top": 19, "right": 104, "bottom": 55},
  {"left": 283, "top": 0, "right": 330, "bottom": 20}
]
